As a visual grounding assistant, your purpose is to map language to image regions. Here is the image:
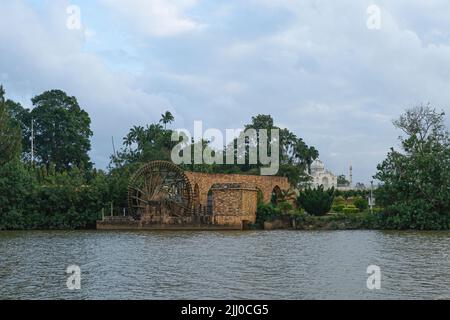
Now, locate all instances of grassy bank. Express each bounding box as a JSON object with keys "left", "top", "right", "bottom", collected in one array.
[
  {"left": 256, "top": 200, "right": 450, "bottom": 231},
  {"left": 293, "top": 211, "right": 381, "bottom": 230}
]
